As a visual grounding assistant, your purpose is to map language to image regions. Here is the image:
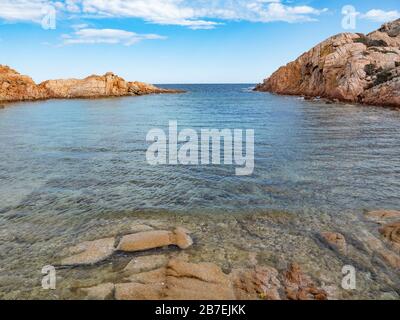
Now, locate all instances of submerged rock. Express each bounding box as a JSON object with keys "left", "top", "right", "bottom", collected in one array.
[
  {"left": 60, "top": 226, "right": 192, "bottom": 267},
  {"left": 230, "top": 266, "right": 281, "bottom": 300},
  {"left": 130, "top": 224, "right": 154, "bottom": 233},
  {"left": 115, "top": 258, "right": 328, "bottom": 300},
  {"left": 165, "top": 259, "right": 236, "bottom": 300},
  {"left": 366, "top": 210, "right": 400, "bottom": 224},
  {"left": 173, "top": 227, "right": 193, "bottom": 249},
  {"left": 357, "top": 230, "right": 400, "bottom": 269},
  {"left": 117, "top": 228, "right": 193, "bottom": 252},
  {"left": 61, "top": 237, "right": 116, "bottom": 266},
  {"left": 80, "top": 283, "right": 114, "bottom": 300},
  {"left": 283, "top": 263, "right": 328, "bottom": 300},
  {"left": 255, "top": 19, "right": 400, "bottom": 108},
  {"left": 320, "top": 232, "right": 347, "bottom": 254},
  {"left": 115, "top": 259, "right": 235, "bottom": 300},
  {"left": 379, "top": 222, "right": 400, "bottom": 250},
  {"left": 124, "top": 254, "right": 168, "bottom": 274},
  {"left": 115, "top": 282, "right": 164, "bottom": 300},
  {"left": 126, "top": 267, "right": 167, "bottom": 284}
]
